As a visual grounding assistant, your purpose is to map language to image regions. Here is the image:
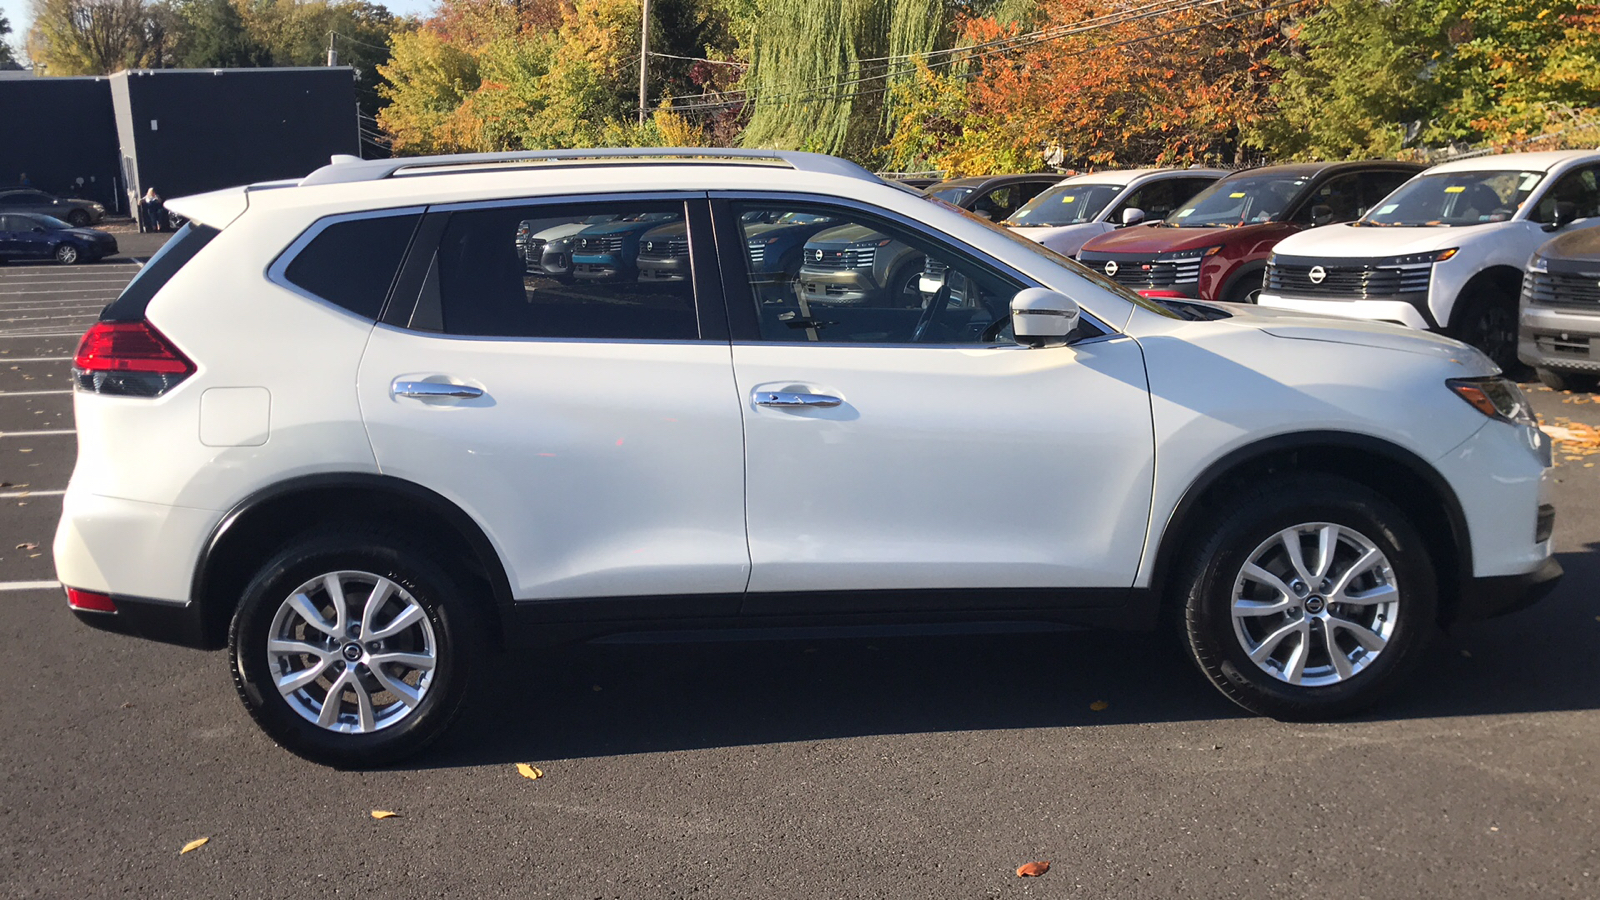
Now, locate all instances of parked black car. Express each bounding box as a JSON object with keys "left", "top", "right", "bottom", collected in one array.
[
  {"left": 922, "top": 174, "right": 1064, "bottom": 221},
  {"left": 0, "top": 213, "right": 119, "bottom": 265}
]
